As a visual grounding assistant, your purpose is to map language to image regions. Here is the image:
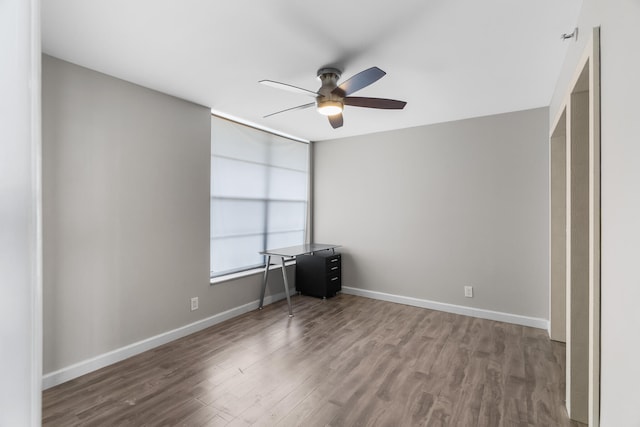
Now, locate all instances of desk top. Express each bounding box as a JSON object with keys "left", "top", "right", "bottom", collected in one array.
[{"left": 260, "top": 243, "right": 340, "bottom": 257}]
